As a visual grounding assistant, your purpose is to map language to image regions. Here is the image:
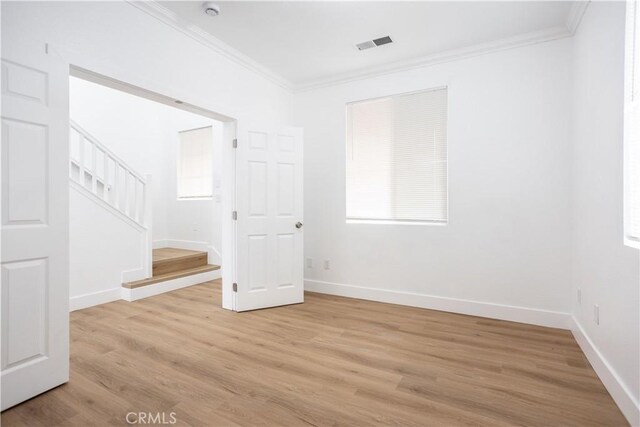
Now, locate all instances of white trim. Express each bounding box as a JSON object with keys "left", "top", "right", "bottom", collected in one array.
[
  {"left": 570, "top": 317, "right": 640, "bottom": 426},
  {"left": 153, "top": 239, "right": 168, "bottom": 249},
  {"left": 624, "top": 236, "right": 640, "bottom": 250},
  {"left": 70, "top": 269, "right": 222, "bottom": 310},
  {"left": 71, "top": 119, "right": 147, "bottom": 182},
  {"left": 294, "top": 26, "right": 572, "bottom": 92},
  {"left": 127, "top": 1, "right": 580, "bottom": 94},
  {"left": 566, "top": 1, "right": 590, "bottom": 35},
  {"left": 346, "top": 219, "right": 447, "bottom": 226},
  {"left": 158, "top": 238, "right": 208, "bottom": 252},
  {"left": 122, "top": 268, "right": 221, "bottom": 302},
  {"left": 304, "top": 279, "right": 570, "bottom": 329},
  {"left": 624, "top": 0, "right": 640, "bottom": 250},
  {"left": 70, "top": 180, "right": 146, "bottom": 232},
  {"left": 143, "top": 174, "right": 153, "bottom": 278},
  {"left": 70, "top": 288, "right": 121, "bottom": 311},
  {"left": 207, "top": 244, "right": 222, "bottom": 266},
  {"left": 126, "top": 1, "right": 292, "bottom": 90},
  {"left": 176, "top": 197, "right": 214, "bottom": 201},
  {"left": 121, "top": 268, "right": 147, "bottom": 284}
]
